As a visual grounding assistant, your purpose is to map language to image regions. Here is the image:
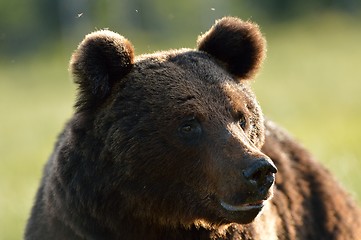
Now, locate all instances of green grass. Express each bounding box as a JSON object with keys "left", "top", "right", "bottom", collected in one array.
[{"left": 1, "top": 13, "right": 361, "bottom": 239}]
